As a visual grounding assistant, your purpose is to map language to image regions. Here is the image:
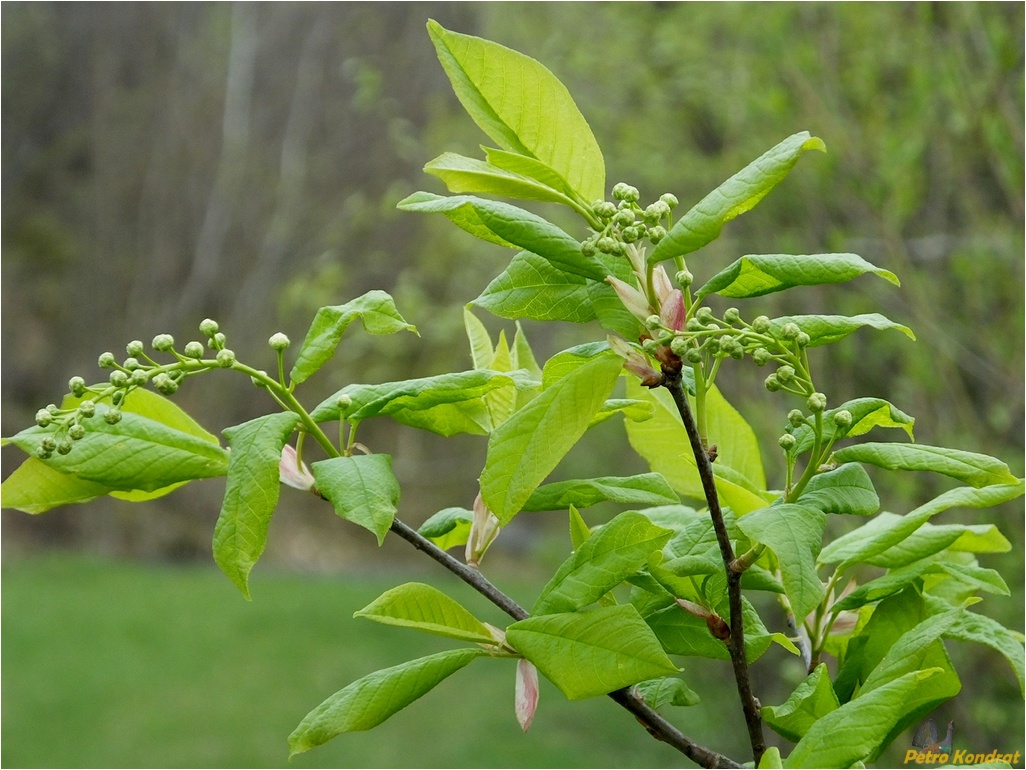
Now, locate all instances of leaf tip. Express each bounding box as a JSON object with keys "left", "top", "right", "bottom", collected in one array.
[{"left": 803, "top": 135, "right": 827, "bottom": 153}]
